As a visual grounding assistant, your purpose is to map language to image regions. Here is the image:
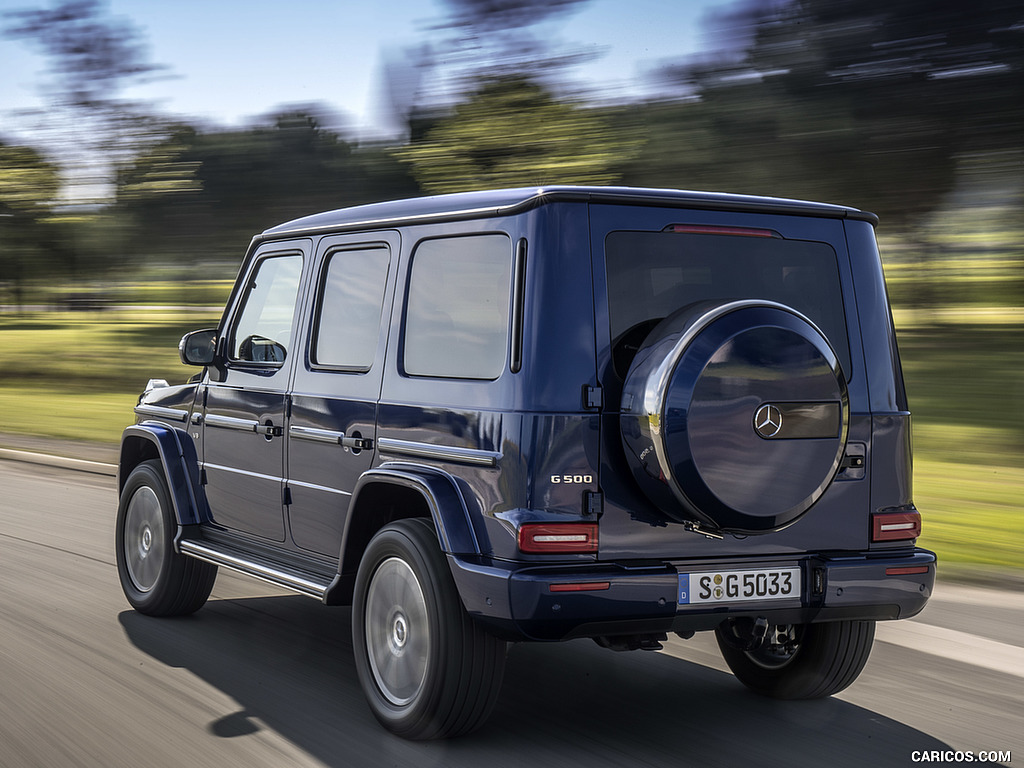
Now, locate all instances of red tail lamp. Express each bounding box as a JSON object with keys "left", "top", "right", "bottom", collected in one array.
[
  {"left": 518, "top": 523, "right": 598, "bottom": 554},
  {"left": 871, "top": 510, "right": 922, "bottom": 542}
]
